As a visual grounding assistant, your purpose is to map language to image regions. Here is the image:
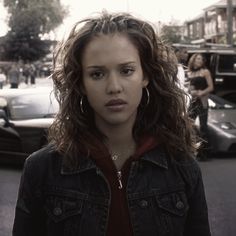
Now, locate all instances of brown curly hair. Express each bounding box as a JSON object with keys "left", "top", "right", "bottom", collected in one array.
[
  {"left": 48, "top": 11, "right": 198, "bottom": 165},
  {"left": 188, "top": 53, "right": 207, "bottom": 71}
]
